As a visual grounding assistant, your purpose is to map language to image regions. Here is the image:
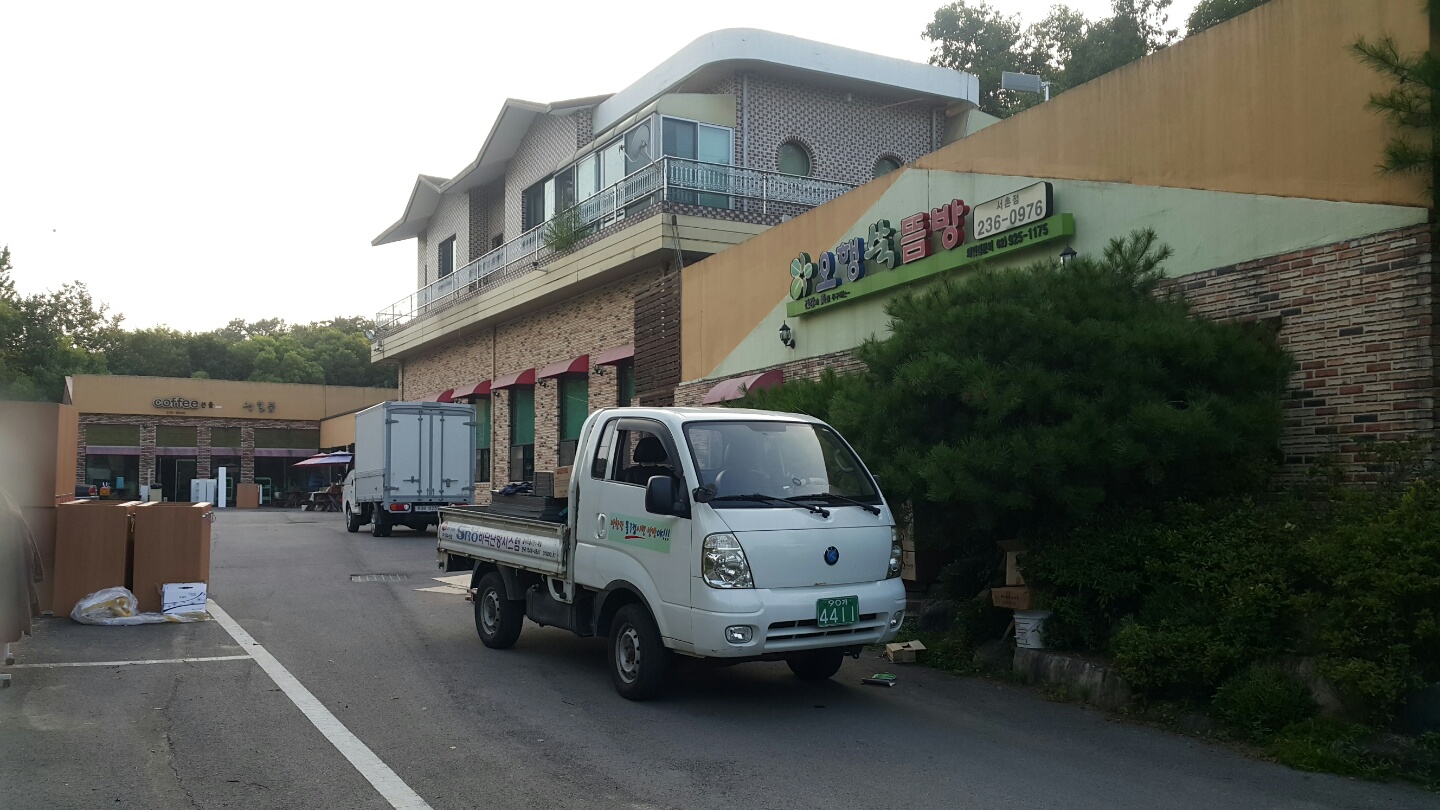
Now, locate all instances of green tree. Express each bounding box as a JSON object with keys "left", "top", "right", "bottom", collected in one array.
[
  {"left": 1065, "top": 0, "right": 1175, "bottom": 88},
  {"left": 1186, "top": 0, "right": 1268, "bottom": 36},
  {"left": 0, "top": 247, "right": 119, "bottom": 401},
  {"left": 924, "top": 1, "right": 1039, "bottom": 117},
  {"left": 1352, "top": 1, "right": 1440, "bottom": 204}
]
